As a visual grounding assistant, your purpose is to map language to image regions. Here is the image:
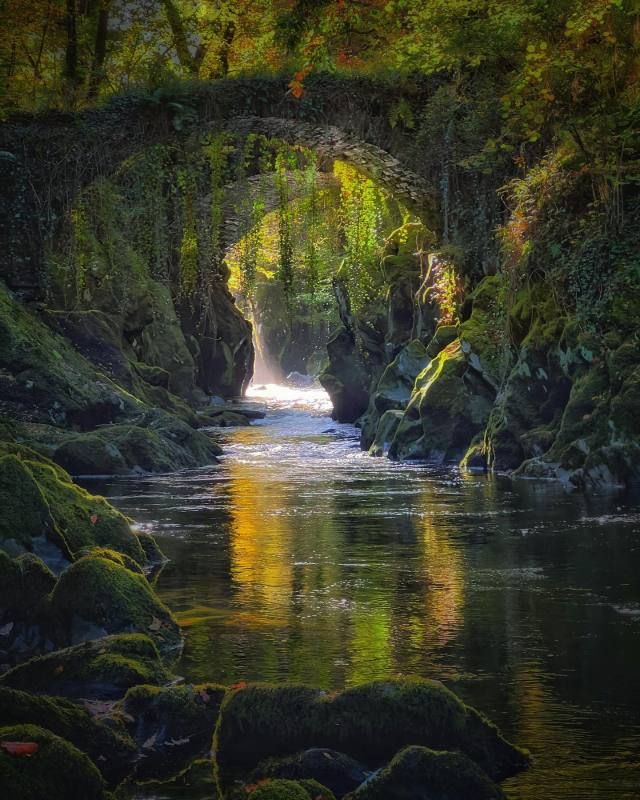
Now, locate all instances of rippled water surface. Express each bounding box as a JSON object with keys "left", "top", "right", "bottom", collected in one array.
[{"left": 94, "top": 385, "right": 640, "bottom": 799}]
